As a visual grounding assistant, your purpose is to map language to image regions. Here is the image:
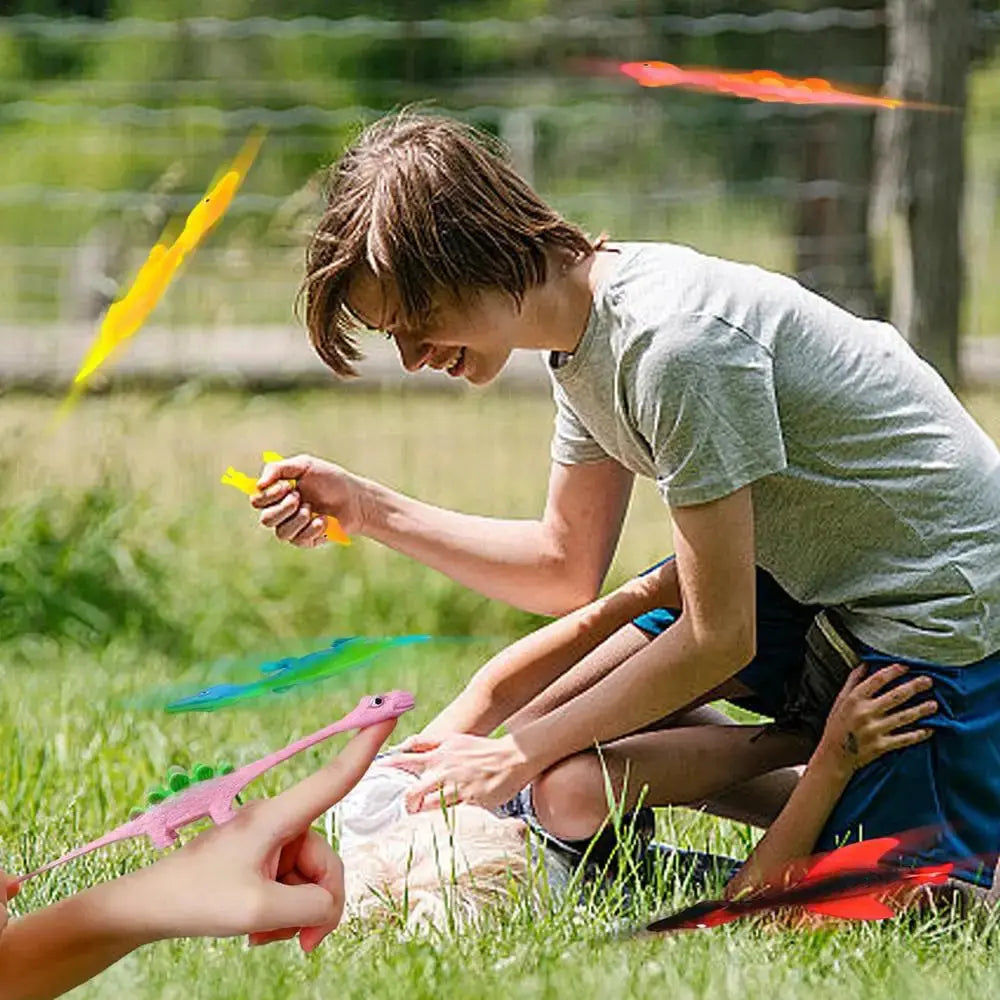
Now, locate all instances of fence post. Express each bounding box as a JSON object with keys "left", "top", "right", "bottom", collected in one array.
[{"left": 873, "top": 0, "right": 971, "bottom": 387}]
